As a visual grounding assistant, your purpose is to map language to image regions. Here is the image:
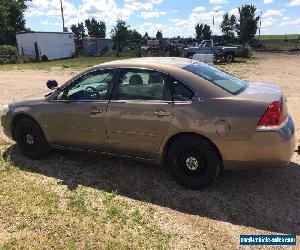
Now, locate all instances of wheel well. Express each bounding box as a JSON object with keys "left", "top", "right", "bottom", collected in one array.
[
  {"left": 11, "top": 114, "right": 41, "bottom": 141},
  {"left": 162, "top": 132, "right": 223, "bottom": 165},
  {"left": 225, "top": 51, "right": 235, "bottom": 56}
]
